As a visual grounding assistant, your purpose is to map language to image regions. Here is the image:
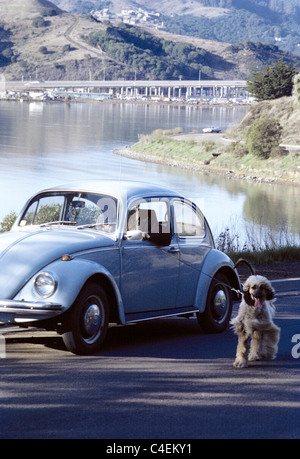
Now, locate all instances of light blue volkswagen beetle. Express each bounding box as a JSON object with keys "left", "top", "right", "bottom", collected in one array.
[{"left": 0, "top": 180, "right": 241, "bottom": 354}]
